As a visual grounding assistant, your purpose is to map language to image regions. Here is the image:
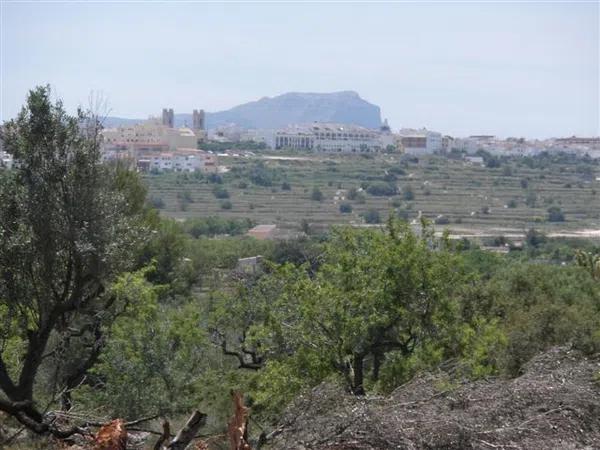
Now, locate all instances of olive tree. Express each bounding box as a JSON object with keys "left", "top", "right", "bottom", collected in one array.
[{"left": 0, "top": 86, "right": 144, "bottom": 436}]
